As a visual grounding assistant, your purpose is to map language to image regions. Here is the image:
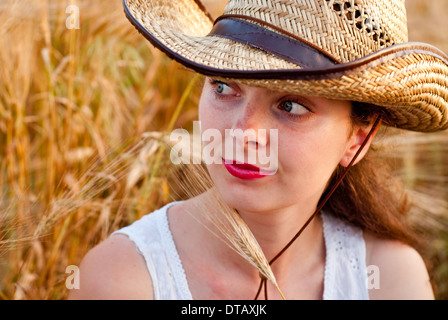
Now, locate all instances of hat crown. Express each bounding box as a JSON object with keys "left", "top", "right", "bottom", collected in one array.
[{"left": 222, "top": 0, "right": 408, "bottom": 63}]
